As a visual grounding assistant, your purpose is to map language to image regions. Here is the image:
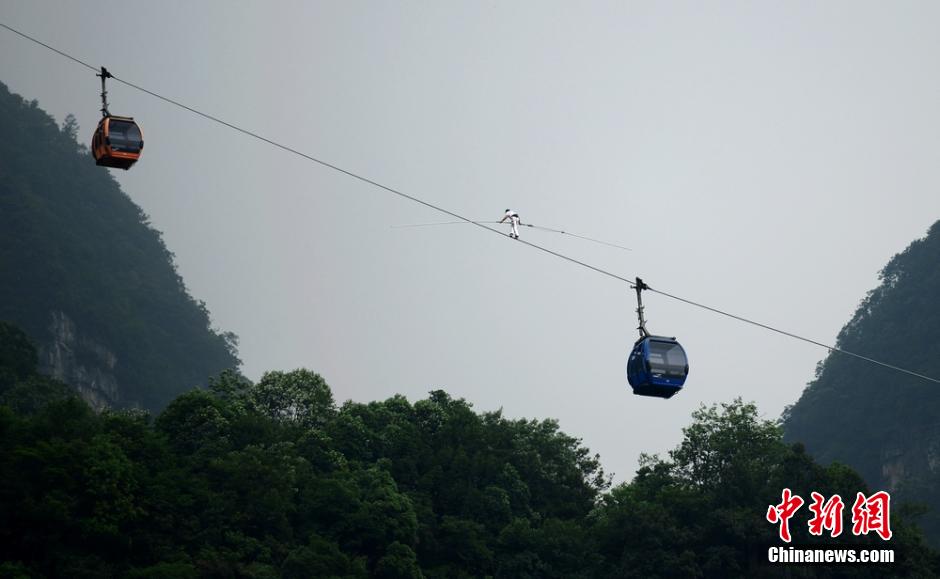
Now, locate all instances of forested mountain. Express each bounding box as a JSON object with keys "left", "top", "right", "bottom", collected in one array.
[
  {"left": 2, "top": 321, "right": 936, "bottom": 578},
  {"left": 0, "top": 81, "right": 239, "bottom": 411},
  {"left": 785, "top": 221, "right": 940, "bottom": 545}
]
